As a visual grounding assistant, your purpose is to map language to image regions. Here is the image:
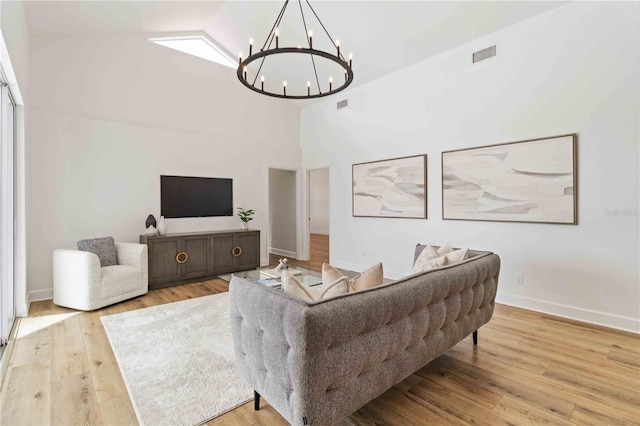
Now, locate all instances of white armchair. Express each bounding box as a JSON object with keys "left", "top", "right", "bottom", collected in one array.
[{"left": 53, "top": 243, "right": 149, "bottom": 311}]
